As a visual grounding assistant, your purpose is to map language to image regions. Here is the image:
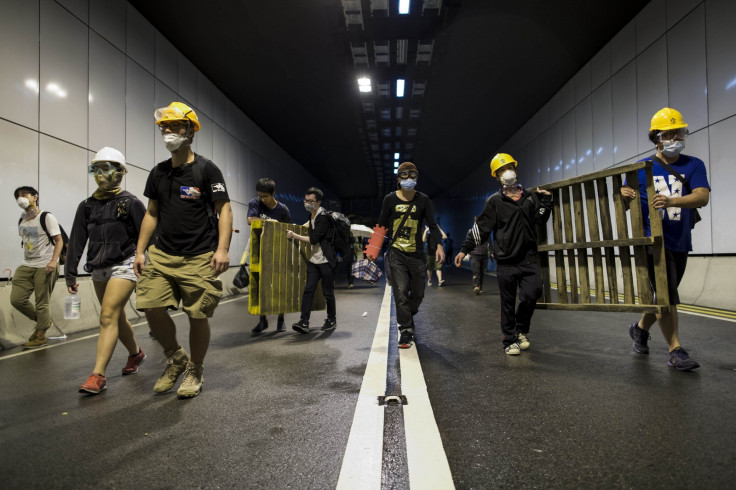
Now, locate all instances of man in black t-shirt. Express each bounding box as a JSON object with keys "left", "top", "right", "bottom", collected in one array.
[
  {"left": 376, "top": 162, "right": 445, "bottom": 349},
  {"left": 134, "top": 102, "right": 233, "bottom": 399},
  {"left": 247, "top": 178, "right": 291, "bottom": 333}
]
